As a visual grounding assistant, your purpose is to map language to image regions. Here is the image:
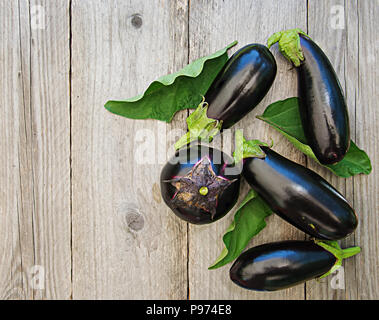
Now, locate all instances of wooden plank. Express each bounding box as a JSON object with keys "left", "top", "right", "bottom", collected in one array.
[
  {"left": 0, "top": 0, "right": 30, "bottom": 300},
  {"left": 306, "top": 0, "right": 358, "bottom": 300},
  {"left": 28, "top": 0, "right": 71, "bottom": 300},
  {"left": 71, "top": 0, "right": 189, "bottom": 299},
  {"left": 354, "top": 0, "right": 379, "bottom": 300},
  {"left": 0, "top": 0, "right": 71, "bottom": 299},
  {"left": 188, "top": 0, "right": 307, "bottom": 299},
  {"left": 307, "top": 0, "right": 379, "bottom": 300}
]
